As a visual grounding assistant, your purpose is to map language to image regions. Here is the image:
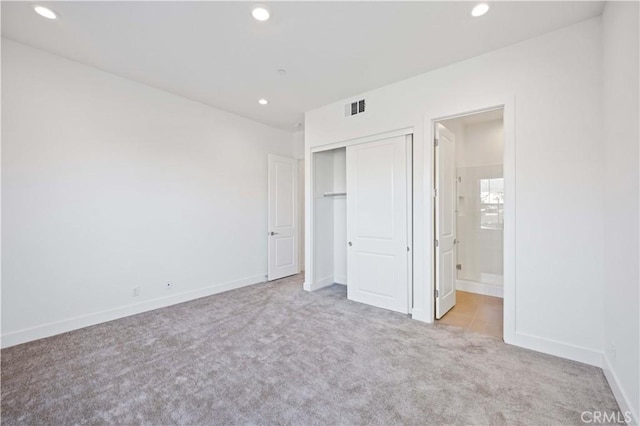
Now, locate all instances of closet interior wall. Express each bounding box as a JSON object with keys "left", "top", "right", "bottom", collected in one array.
[{"left": 313, "top": 147, "right": 347, "bottom": 288}]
